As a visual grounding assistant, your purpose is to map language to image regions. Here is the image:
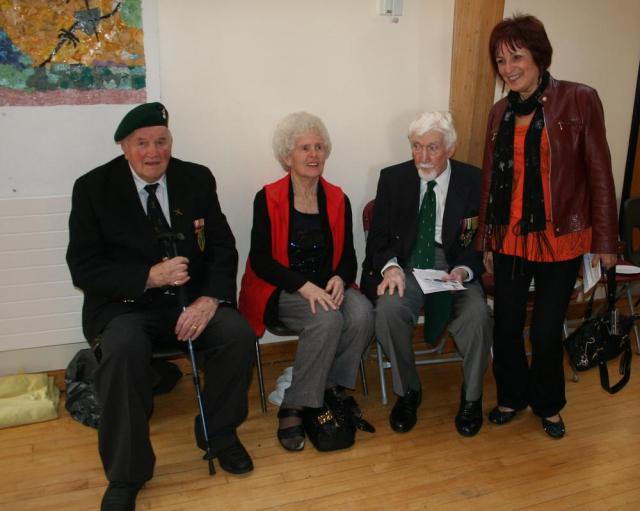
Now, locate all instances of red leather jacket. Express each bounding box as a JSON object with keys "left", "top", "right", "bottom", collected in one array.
[{"left": 476, "top": 77, "right": 618, "bottom": 255}]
